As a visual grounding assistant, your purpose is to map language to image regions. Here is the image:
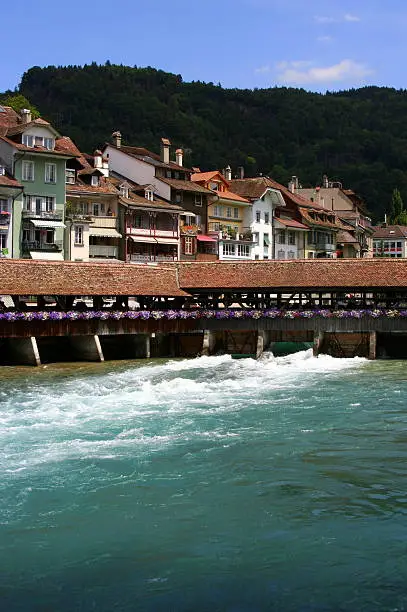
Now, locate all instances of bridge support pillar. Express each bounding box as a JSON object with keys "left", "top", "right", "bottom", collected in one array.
[
  {"left": 256, "top": 331, "right": 270, "bottom": 359},
  {"left": 202, "top": 330, "right": 216, "bottom": 356},
  {"left": 9, "top": 337, "right": 41, "bottom": 366},
  {"left": 70, "top": 335, "right": 105, "bottom": 362},
  {"left": 368, "top": 331, "right": 377, "bottom": 360},
  {"left": 313, "top": 332, "right": 324, "bottom": 357}
]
